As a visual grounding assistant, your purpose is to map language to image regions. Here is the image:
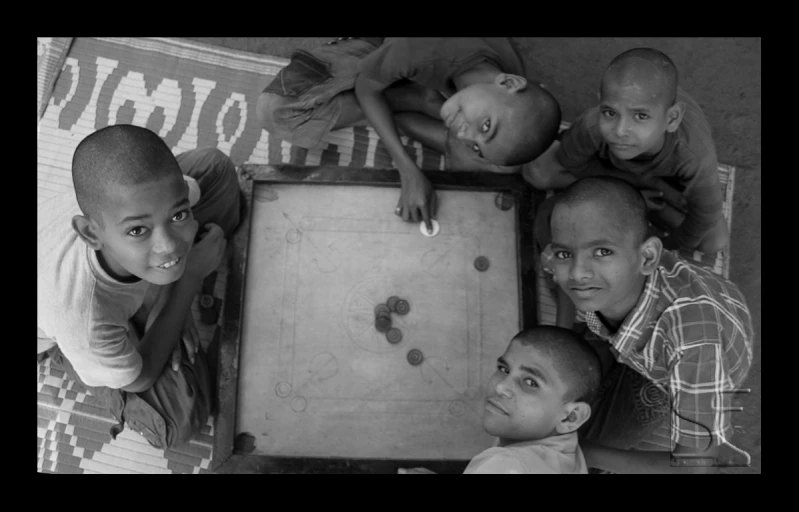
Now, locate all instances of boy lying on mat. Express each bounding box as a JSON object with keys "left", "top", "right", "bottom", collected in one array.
[
  {"left": 400, "top": 326, "right": 600, "bottom": 474},
  {"left": 38, "top": 125, "right": 241, "bottom": 449},
  {"left": 525, "top": 47, "right": 730, "bottom": 328},
  {"left": 543, "top": 176, "right": 753, "bottom": 473},
  {"left": 257, "top": 37, "right": 561, "bottom": 232}
]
